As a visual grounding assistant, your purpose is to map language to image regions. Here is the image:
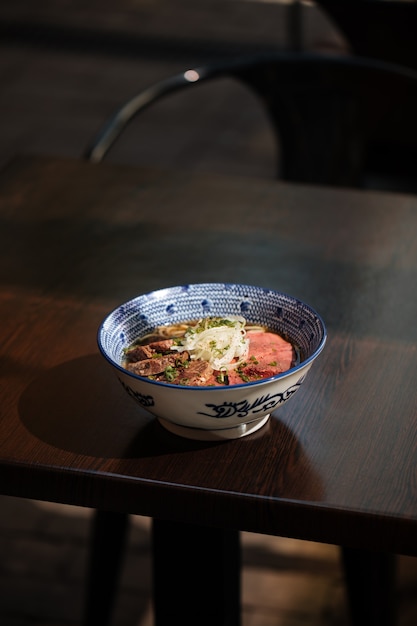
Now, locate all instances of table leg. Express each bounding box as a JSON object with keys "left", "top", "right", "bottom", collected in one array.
[
  {"left": 341, "top": 547, "right": 396, "bottom": 626},
  {"left": 152, "top": 519, "right": 241, "bottom": 626},
  {"left": 83, "top": 510, "right": 130, "bottom": 626}
]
